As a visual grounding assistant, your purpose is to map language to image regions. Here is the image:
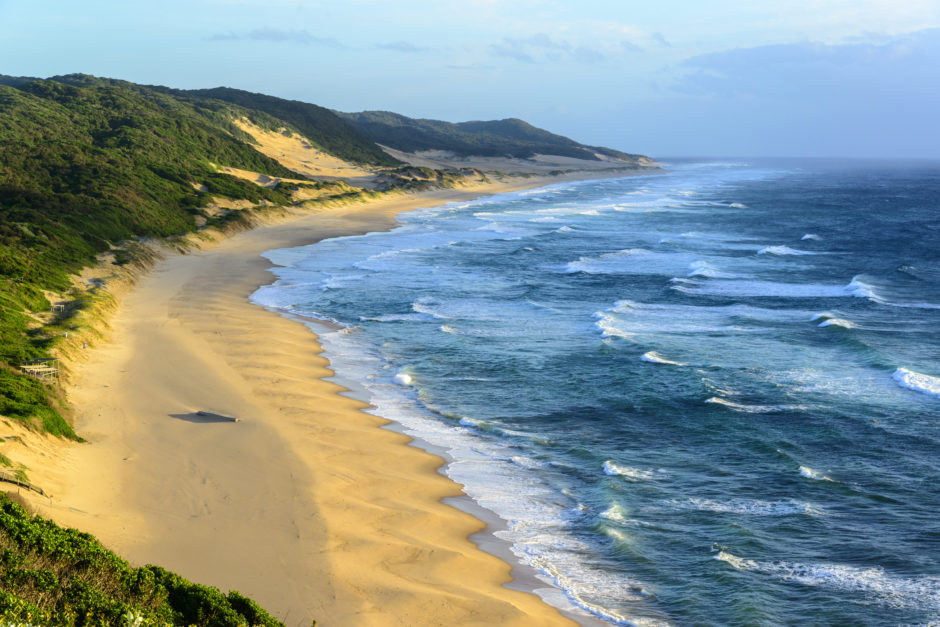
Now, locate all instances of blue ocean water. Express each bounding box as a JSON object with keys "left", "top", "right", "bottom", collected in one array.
[{"left": 253, "top": 160, "right": 940, "bottom": 626}]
